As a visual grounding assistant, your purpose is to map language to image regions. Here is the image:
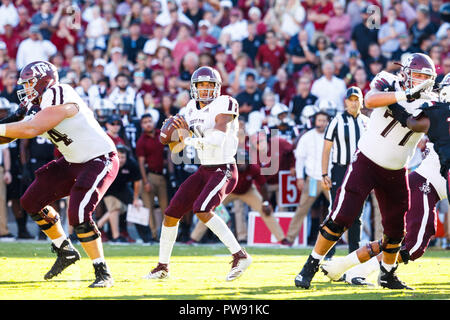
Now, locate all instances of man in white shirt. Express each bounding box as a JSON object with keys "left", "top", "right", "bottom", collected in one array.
[
  {"left": 378, "top": 8, "right": 407, "bottom": 57},
  {"left": 0, "top": 0, "right": 19, "bottom": 34},
  {"left": 16, "top": 25, "right": 56, "bottom": 70},
  {"left": 285, "top": 111, "right": 331, "bottom": 243},
  {"left": 311, "top": 61, "right": 347, "bottom": 112}
]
